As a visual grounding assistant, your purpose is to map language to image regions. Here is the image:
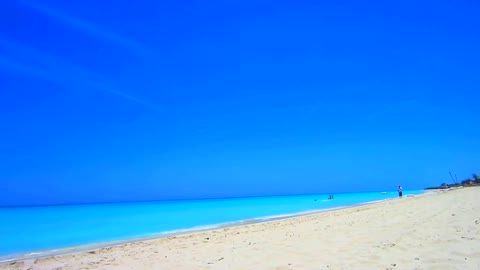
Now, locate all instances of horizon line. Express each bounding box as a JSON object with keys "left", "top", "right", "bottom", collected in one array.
[{"left": 0, "top": 188, "right": 423, "bottom": 208}]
